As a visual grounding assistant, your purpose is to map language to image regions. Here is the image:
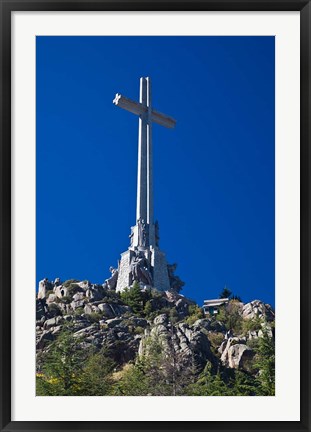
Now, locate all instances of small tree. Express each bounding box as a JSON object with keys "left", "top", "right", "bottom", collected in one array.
[
  {"left": 120, "top": 282, "right": 144, "bottom": 314},
  {"left": 230, "top": 370, "right": 259, "bottom": 396},
  {"left": 112, "top": 362, "right": 150, "bottom": 396},
  {"left": 217, "top": 301, "right": 243, "bottom": 335},
  {"left": 78, "top": 350, "right": 114, "bottom": 395},
  {"left": 143, "top": 300, "right": 153, "bottom": 317},
  {"left": 219, "top": 286, "right": 232, "bottom": 299},
  {"left": 185, "top": 304, "right": 204, "bottom": 325},
  {"left": 255, "top": 329, "right": 275, "bottom": 395},
  {"left": 36, "top": 326, "right": 88, "bottom": 396},
  {"left": 186, "top": 363, "right": 234, "bottom": 396}
]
